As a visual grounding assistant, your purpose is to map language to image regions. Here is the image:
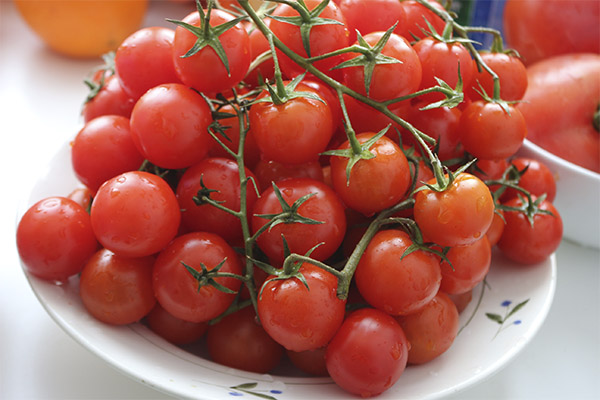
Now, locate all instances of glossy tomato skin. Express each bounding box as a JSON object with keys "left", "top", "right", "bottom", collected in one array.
[
  {"left": 145, "top": 303, "right": 208, "bottom": 345},
  {"left": 414, "top": 173, "right": 495, "bottom": 247},
  {"left": 412, "top": 37, "right": 475, "bottom": 103},
  {"left": 355, "top": 229, "right": 442, "bottom": 316},
  {"left": 153, "top": 232, "right": 243, "bottom": 323},
  {"left": 172, "top": 9, "right": 251, "bottom": 94},
  {"left": 459, "top": 101, "right": 527, "bottom": 160},
  {"left": 396, "top": 291, "right": 459, "bottom": 365},
  {"left": 254, "top": 159, "right": 324, "bottom": 189},
  {"left": 249, "top": 84, "right": 334, "bottom": 165},
  {"left": 342, "top": 31, "right": 422, "bottom": 101},
  {"left": 269, "top": 0, "right": 349, "bottom": 80},
  {"left": 130, "top": 83, "right": 212, "bottom": 169},
  {"left": 17, "top": 197, "right": 98, "bottom": 282},
  {"left": 395, "top": 0, "right": 446, "bottom": 40},
  {"left": 251, "top": 178, "right": 346, "bottom": 265},
  {"left": 517, "top": 53, "right": 600, "bottom": 173},
  {"left": 325, "top": 308, "right": 409, "bottom": 398},
  {"left": 115, "top": 26, "right": 180, "bottom": 99},
  {"left": 90, "top": 171, "right": 181, "bottom": 258},
  {"left": 440, "top": 236, "right": 491, "bottom": 295},
  {"left": 286, "top": 347, "right": 329, "bottom": 376},
  {"left": 79, "top": 248, "right": 156, "bottom": 325},
  {"left": 466, "top": 52, "right": 528, "bottom": 101},
  {"left": 502, "top": 158, "right": 557, "bottom": 203},
  {"left": 71, "top": 115, "right": 144, "bottom": 192},
  {"left": 176, "top": 157, "right": 259, "bottom": 242},
  {"left": 207, "top": 307, "right": 284, "bottom": 373},
  {"left": 330, "top": 132, "right": 411, "bottom": 216},
  {"left": 82, "top": 75, "right": 136, "bottom": 123},
  {"left": 257, "top": 263, "right": 346, "bottom": 352},
  {"left": 338, "top": 0, "right": 407, "bottom": 44},
  {"left": 497, "top": 197, "right": 563, "bottom": 265},
  {"left": 503, "top": 0, "right": 600, "bottom": 66}
]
